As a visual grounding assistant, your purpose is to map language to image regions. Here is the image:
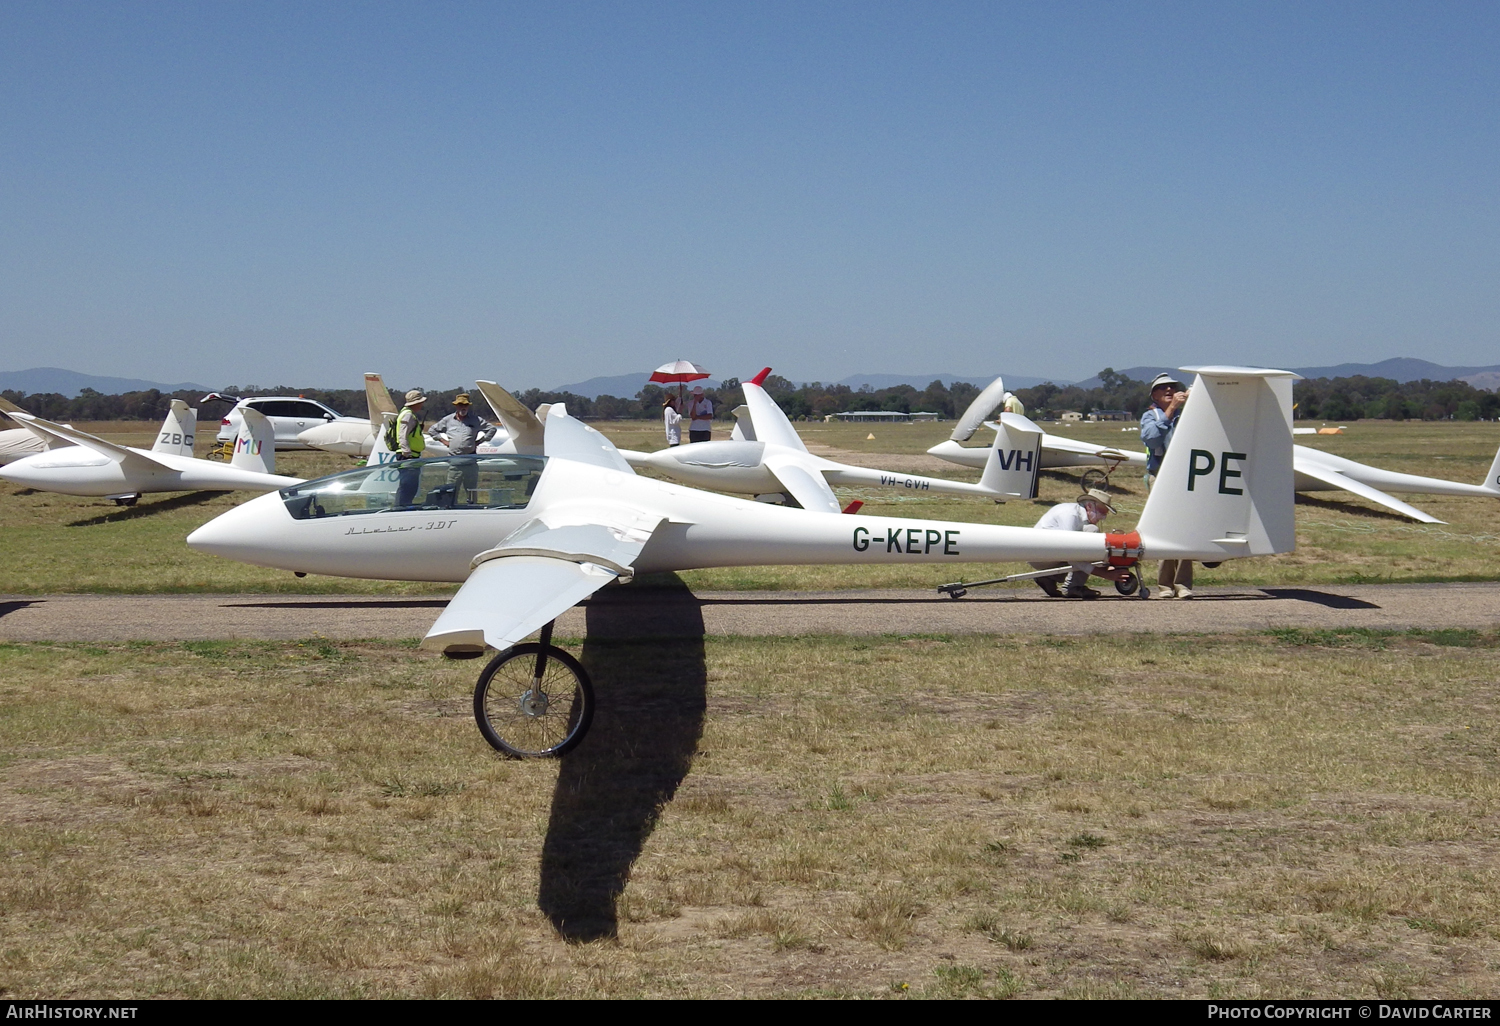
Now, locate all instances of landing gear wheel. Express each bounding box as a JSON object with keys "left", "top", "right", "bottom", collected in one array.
[
  {"left": 112, "top": 495, "right": 139, "bottom": 507},
  {"left": 1080, "top": 468, "right": 1110, "bottom": 493},
  {"left": 1113, "top": 568, "right": 1140, "bottom": 596},
  {"left": 473, "top": 643, "right": 594, "bottom": 759}
]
